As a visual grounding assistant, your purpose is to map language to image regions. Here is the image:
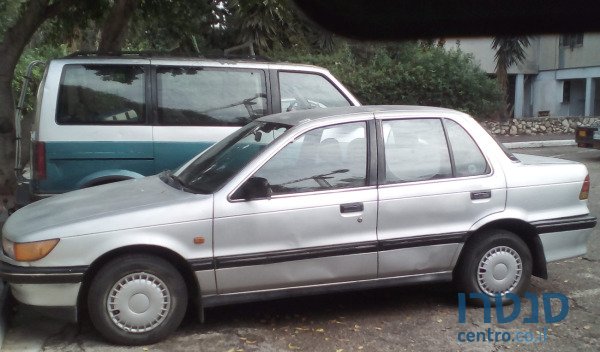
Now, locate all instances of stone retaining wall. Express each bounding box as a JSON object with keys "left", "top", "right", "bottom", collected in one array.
[{"left": 480, "top": 117, "right": 600, "bottom": 136}]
